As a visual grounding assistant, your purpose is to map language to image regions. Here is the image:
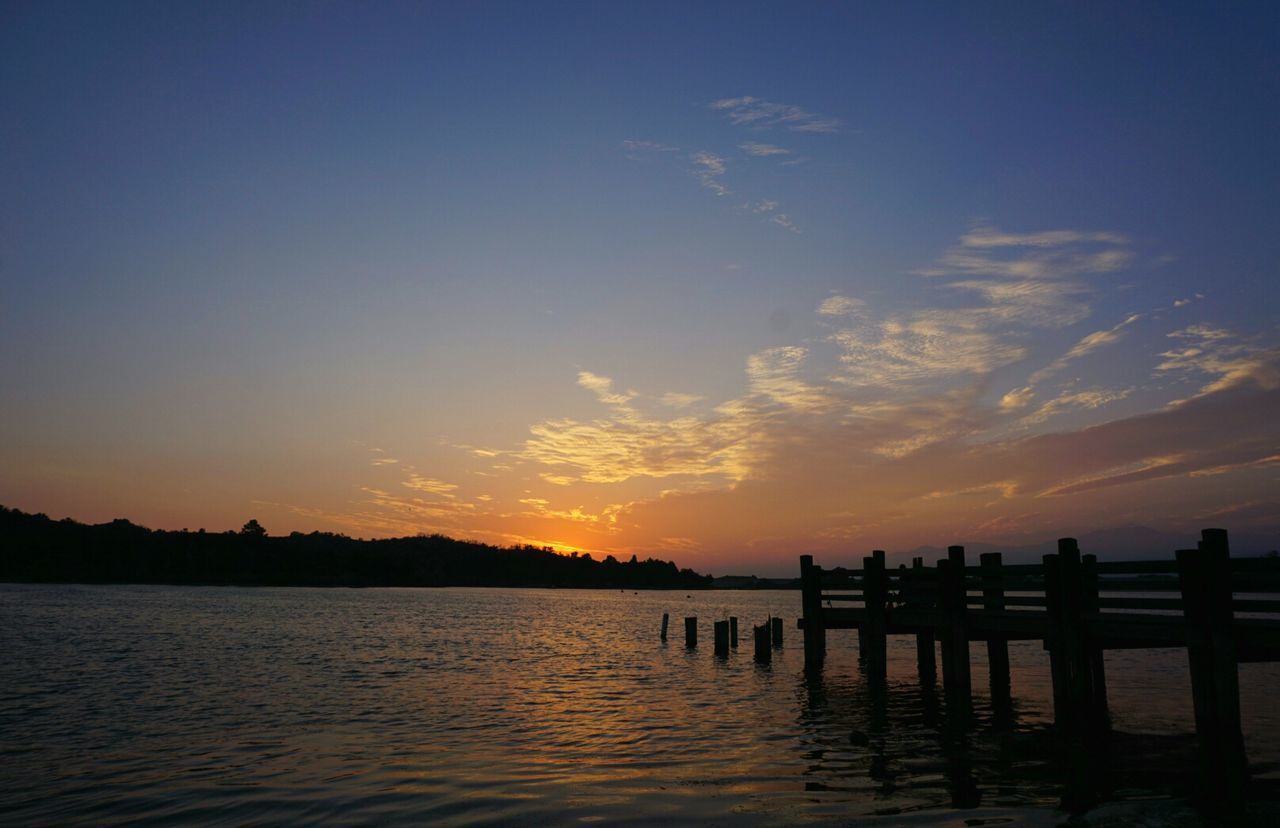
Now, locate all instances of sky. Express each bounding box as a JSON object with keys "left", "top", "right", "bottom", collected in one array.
[{"left": 2, "top": 2, "right": 1278, "bottom": 575}]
